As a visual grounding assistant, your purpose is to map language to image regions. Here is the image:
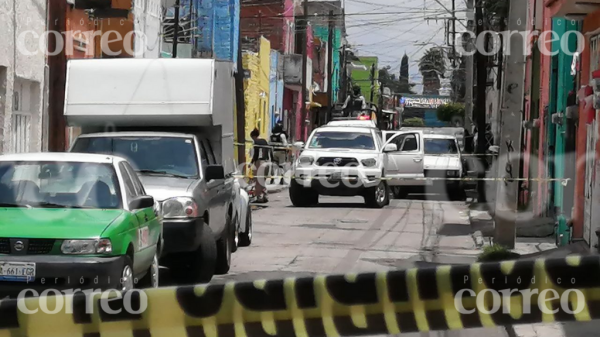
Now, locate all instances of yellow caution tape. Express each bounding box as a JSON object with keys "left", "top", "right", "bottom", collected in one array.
[
  {"left": 235, "top": 175, "right": 570, "bottom": 185},
  {"left": 2, "top": 255, "right": 600, "bottom": 337}
]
